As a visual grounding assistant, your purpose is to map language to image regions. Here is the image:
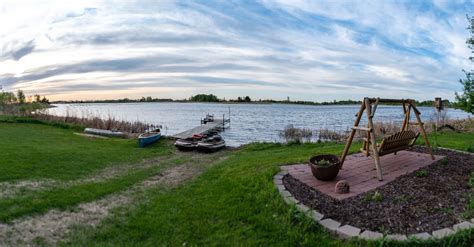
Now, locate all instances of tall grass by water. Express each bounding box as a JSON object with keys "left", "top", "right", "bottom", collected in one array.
[
  {"left": 32, "top": 112, "right": 158, "bottom": 134},
  {"left": 281, "top": 117, "right": 474, "bottom": 144}
]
